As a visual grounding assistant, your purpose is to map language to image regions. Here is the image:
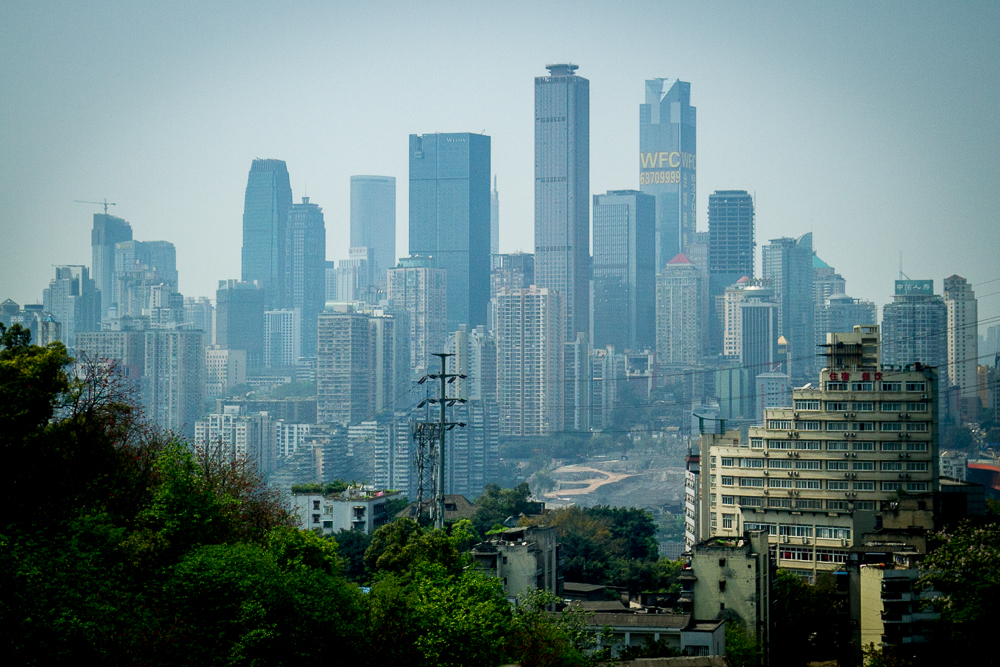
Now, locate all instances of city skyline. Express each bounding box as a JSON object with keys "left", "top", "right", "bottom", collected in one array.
[{"left": 2, "top": 2, "right": 998, "bottom": 328}]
